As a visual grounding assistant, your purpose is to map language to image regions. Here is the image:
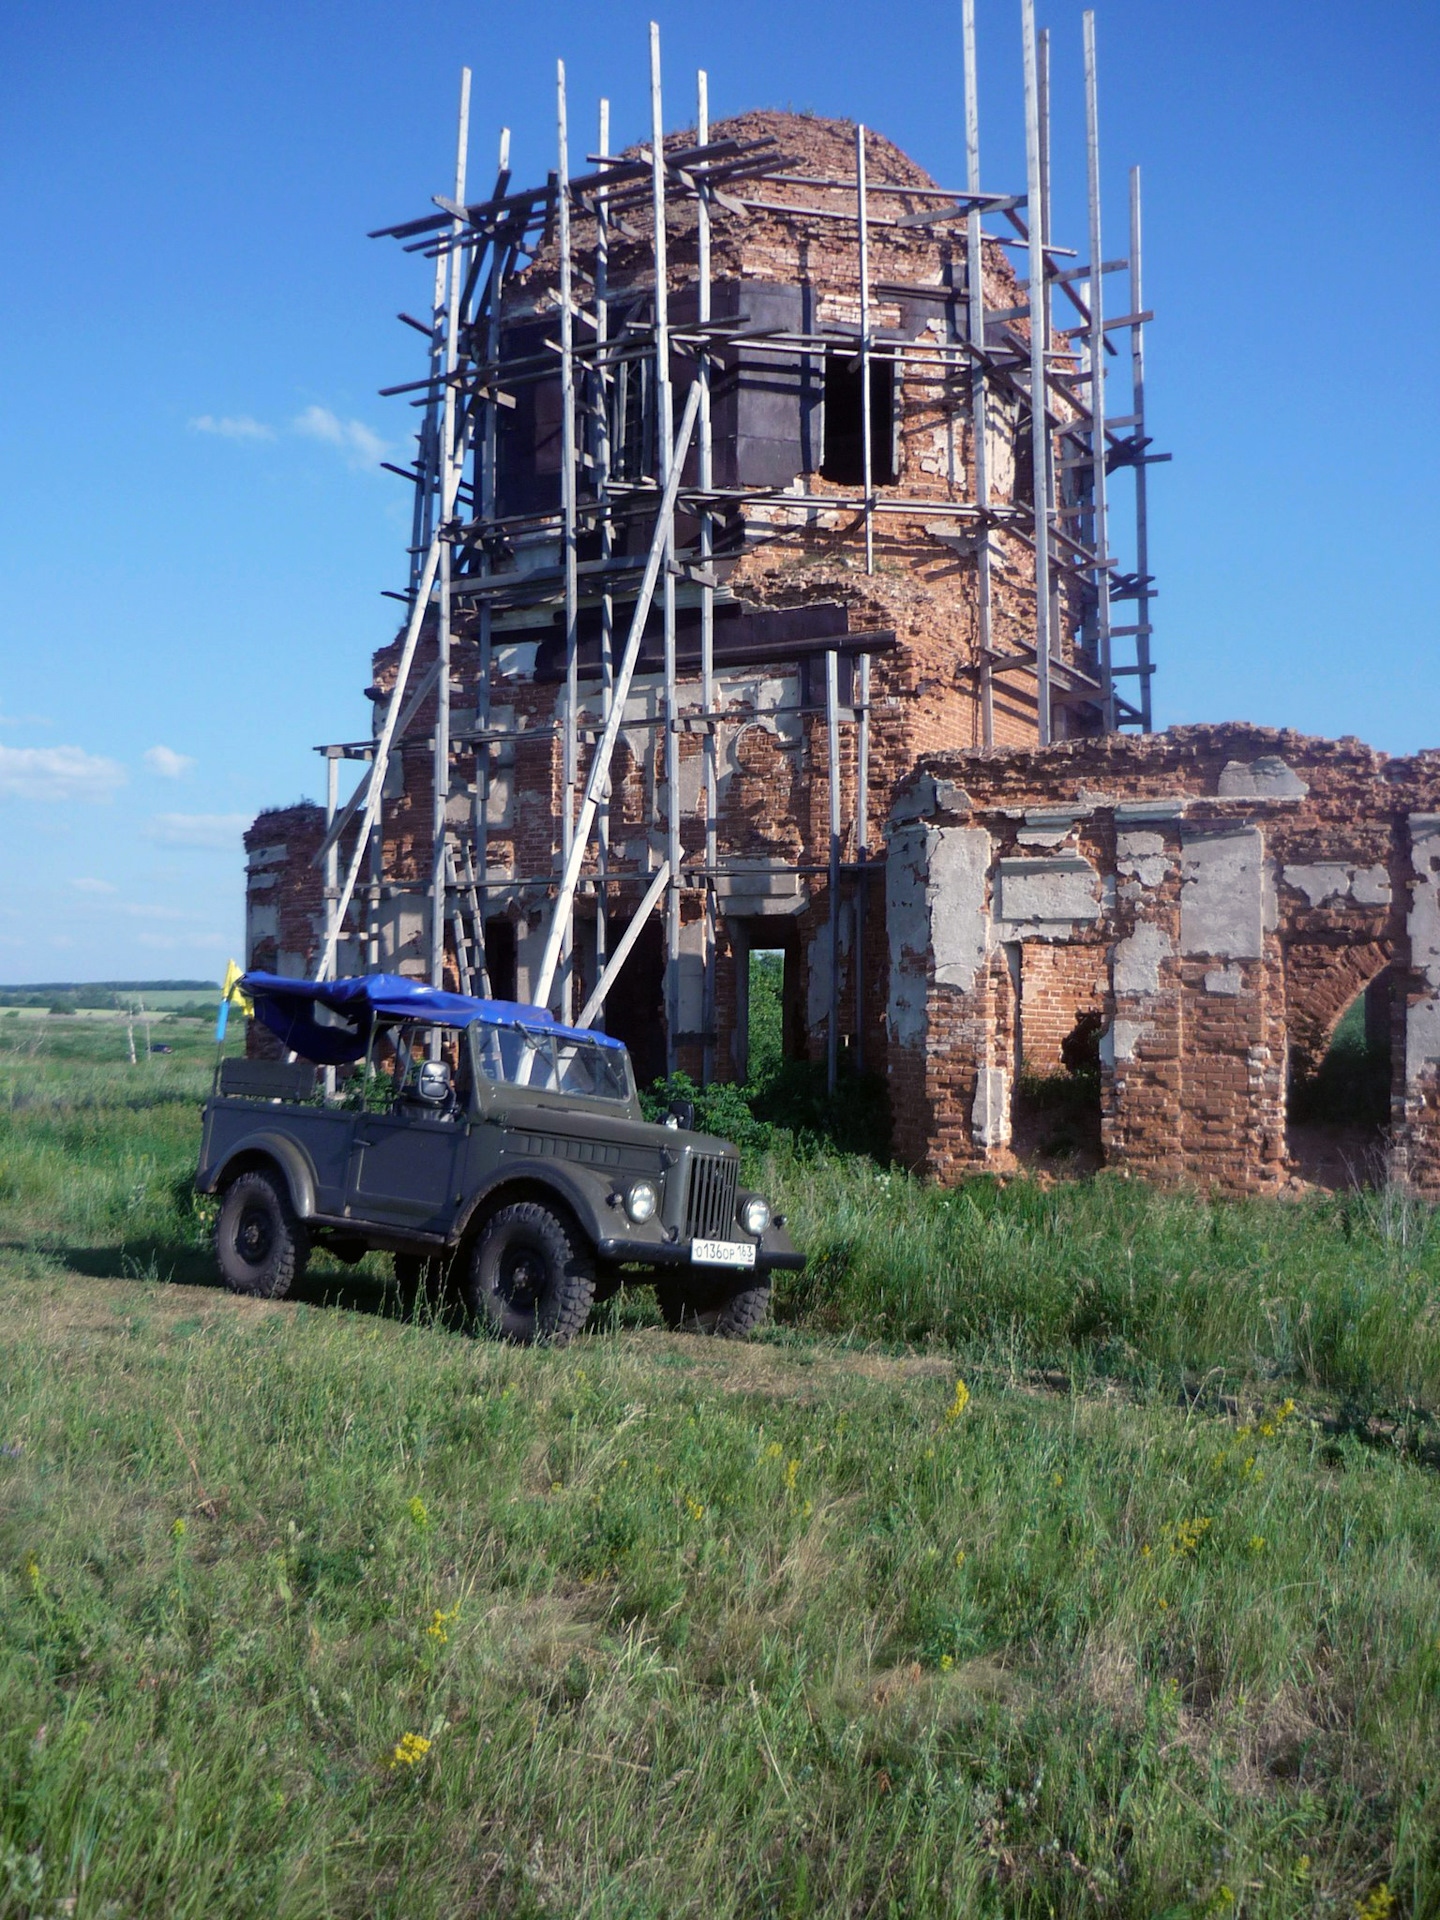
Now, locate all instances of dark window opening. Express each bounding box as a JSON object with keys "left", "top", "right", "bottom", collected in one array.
[
  {"left": 600, "top": 912, "right": 666, "bottom": 1089},
  {"left": 609, "top": 356, "right": 654, "bottom": 484},
  {"left": 820, "top": 351, "right": 896, "bottom": 486},
  {"left": 1013, "top": 404, "right": 1035, "bottom": 506},
  {"left": 482, "top": 918, "right": 518, "bottom": 1003},
  {"left": 798, "top": 651, "right": 856, "bottom": 711}
]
